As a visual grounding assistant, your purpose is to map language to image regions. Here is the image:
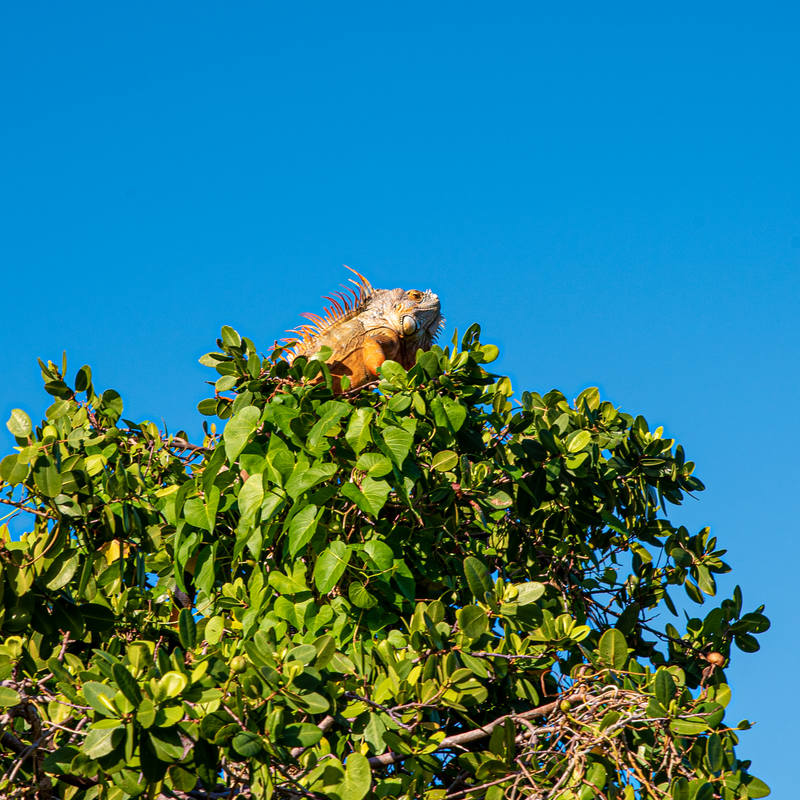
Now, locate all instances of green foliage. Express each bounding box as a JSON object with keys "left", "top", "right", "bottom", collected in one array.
[{"left": 0, "top": 326, "right": 770, "bottom": 799}]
